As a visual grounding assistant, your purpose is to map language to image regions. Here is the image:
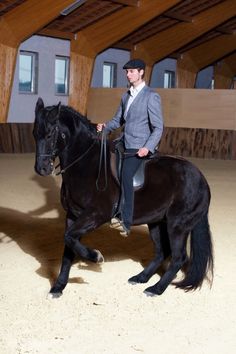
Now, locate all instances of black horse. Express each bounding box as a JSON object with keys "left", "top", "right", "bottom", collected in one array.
[{"left": 33, "top": 97, "right": 213, "bottom": 297}]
